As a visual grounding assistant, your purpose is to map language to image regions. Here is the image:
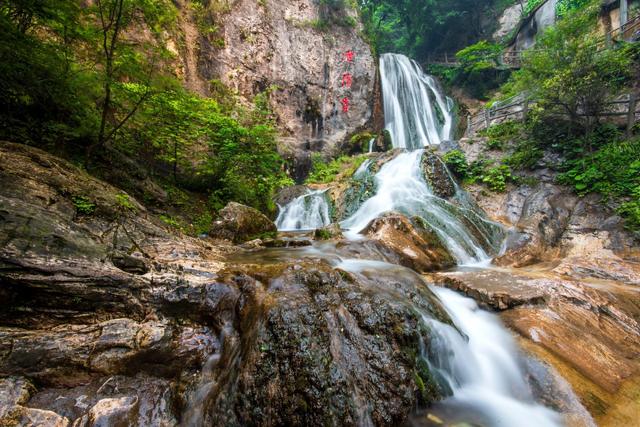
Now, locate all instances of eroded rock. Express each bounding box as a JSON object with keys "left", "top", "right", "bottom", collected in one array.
[
  {"left": 210, "top": 202, "right": 277, "bottom": 243},
  {"left": 361, "top": 213, "right": 455, "bottom": 273}
]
